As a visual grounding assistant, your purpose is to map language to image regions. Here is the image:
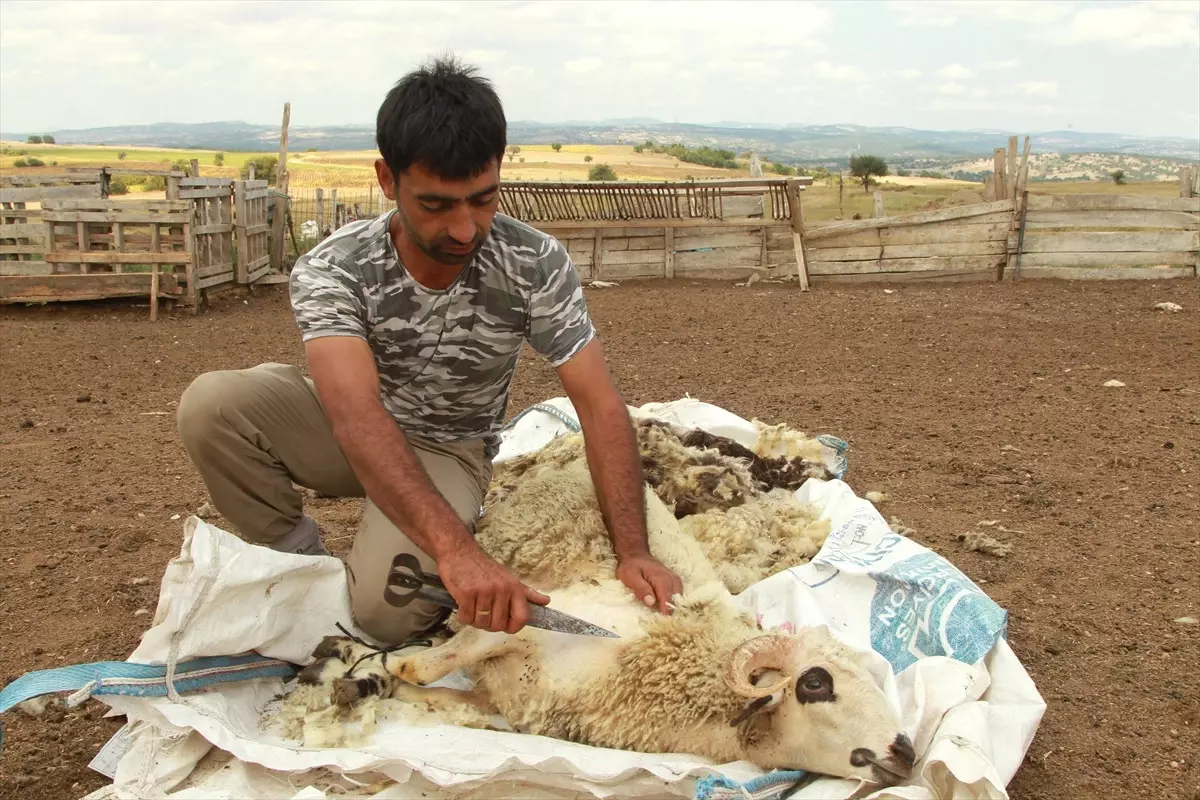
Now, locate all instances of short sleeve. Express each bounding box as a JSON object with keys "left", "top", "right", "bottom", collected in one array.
[
  {"left": 526, "top": 235, "right": 596, "bottom": 367},
  {"left": 289, "top": 253, "right": 368, "bottom": 341}
]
